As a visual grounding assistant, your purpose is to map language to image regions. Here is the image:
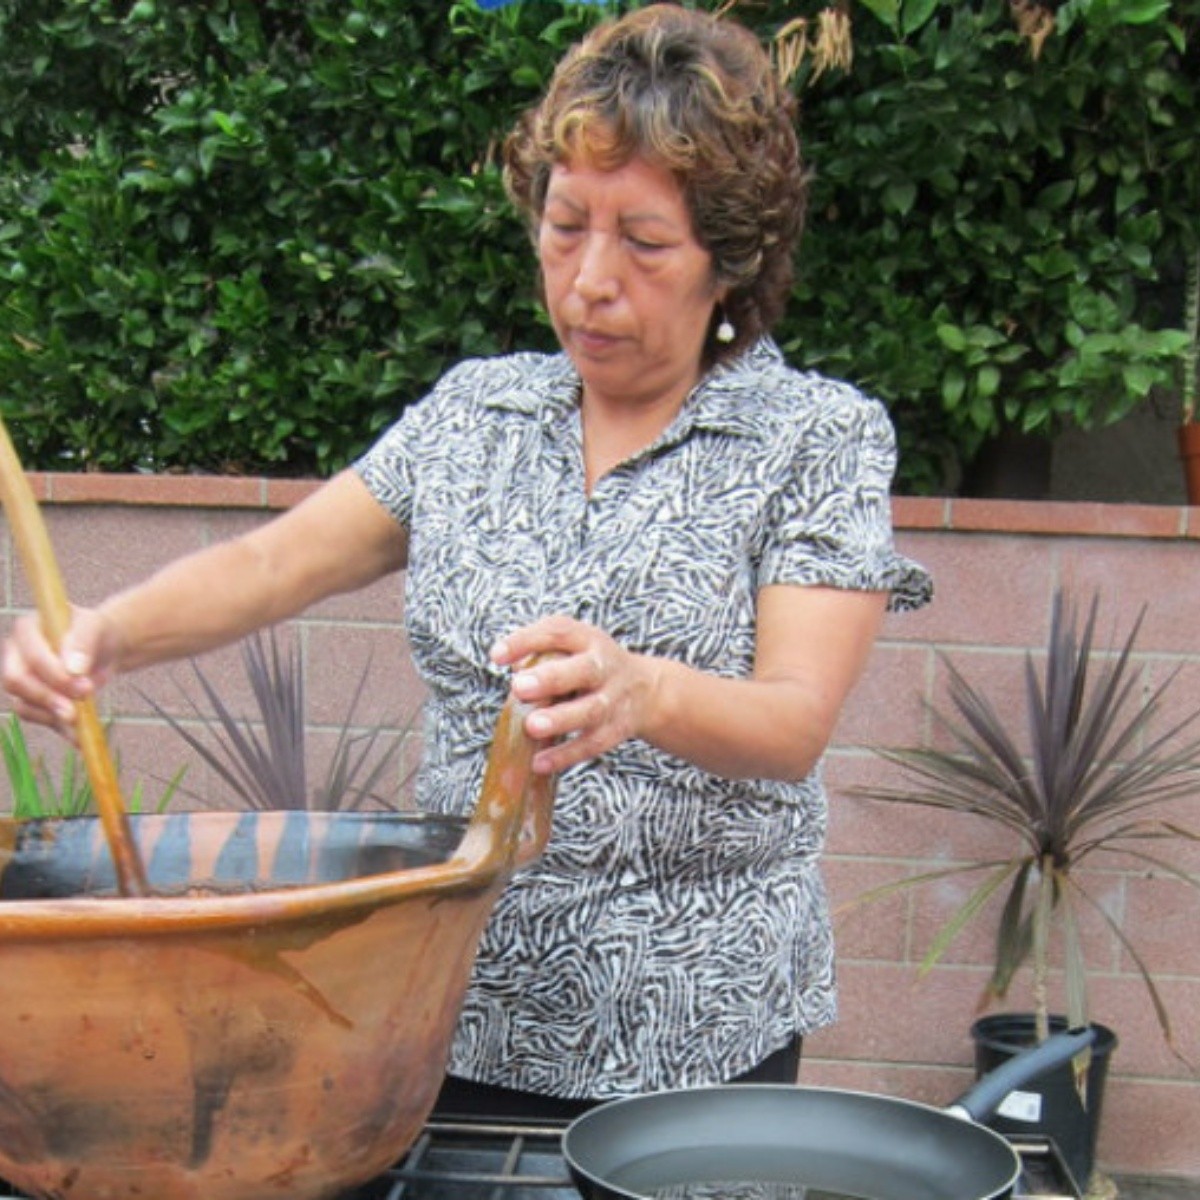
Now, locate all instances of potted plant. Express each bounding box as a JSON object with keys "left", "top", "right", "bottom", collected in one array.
[
  {"left": 849, "top": 587, "right": 1200, "bottom": 1193},
  {"left": 1, "top": 712, "right": 183, "bottom": 819},
  {"left": 143, "top": 628, "right": 416, "bottom": 812}
]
